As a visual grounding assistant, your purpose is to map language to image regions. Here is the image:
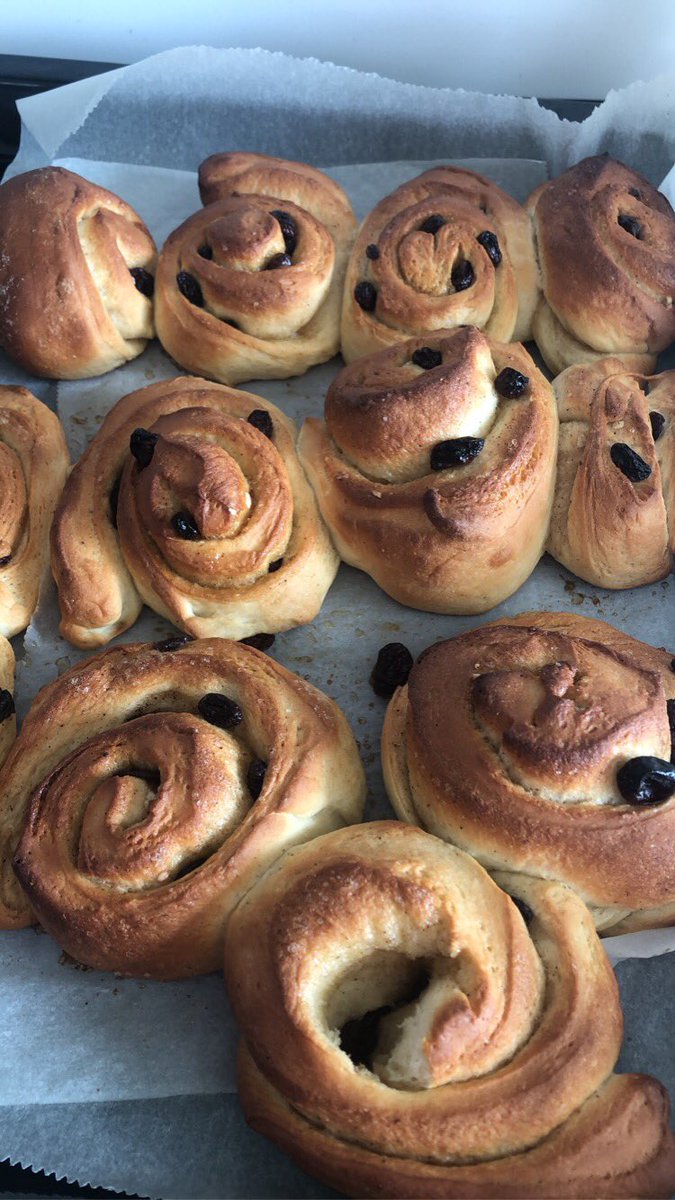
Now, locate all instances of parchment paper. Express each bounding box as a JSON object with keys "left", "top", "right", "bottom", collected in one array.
[{"left": 0, "top": 48, "right": 674, "bottom": 1199}]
